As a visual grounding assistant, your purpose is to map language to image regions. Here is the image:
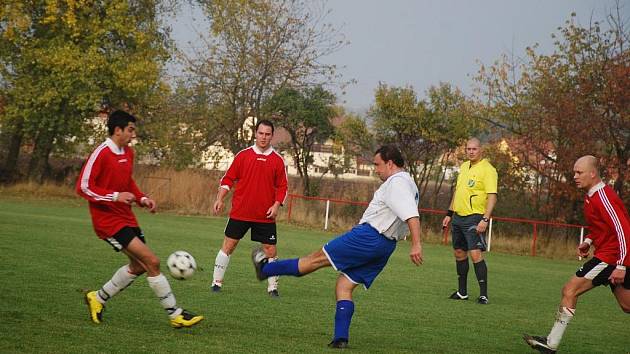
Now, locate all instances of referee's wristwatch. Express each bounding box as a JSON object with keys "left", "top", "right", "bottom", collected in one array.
[{"left": 481, "top": 217, "right": 490, "bottom": 223}]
